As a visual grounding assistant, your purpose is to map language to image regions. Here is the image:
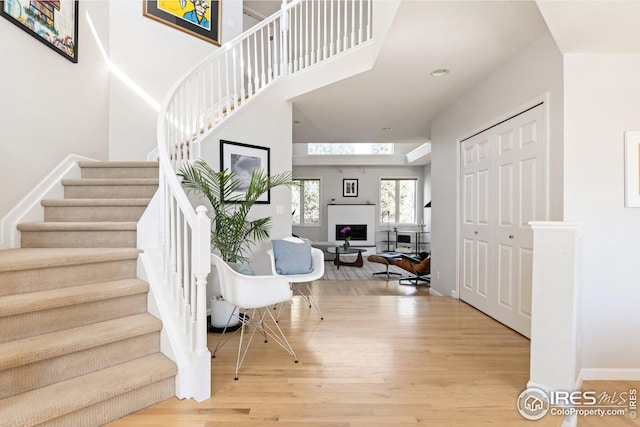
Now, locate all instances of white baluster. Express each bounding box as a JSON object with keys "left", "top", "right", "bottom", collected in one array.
[
  {"left": 343, "top": 0, "right": 348, "bottom": 52},
  {"left": 224, "top": 50, "right": 230, "bottom": 114},
  {"left": 241, "top": 40, "right": 248, "bottom": 101},
  {"left": 329, "top": 0, "right": 334, "bottom": 56},
  {"left": 267, "top": 24, "right": 273, "bottom": 82},
  {"left": 351, "top": 0, "right": 356, "bottom": 48},
  {"left": 253, "top": 31, "right": 259, "bottom": 91},
  {"left": 323, "top": 0, "right": 328, "bottom": 59},
  {"left": 260, "top": 27, "right": 266, "bottom": 87},
  {"left": 217, "top": 59, "right": 223, "bottom": 122},
  {"left": 336, "top": 0, "right": 341, "bottom": 53},
  {"left": 359, "top": 0, "right": 364, "bottom": 44},
  {"left": 232, "top": 46, "right": 238, "bottom": 109},
  {"left": 367, "top": 0, "right": 372, "bottom": 41}
]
